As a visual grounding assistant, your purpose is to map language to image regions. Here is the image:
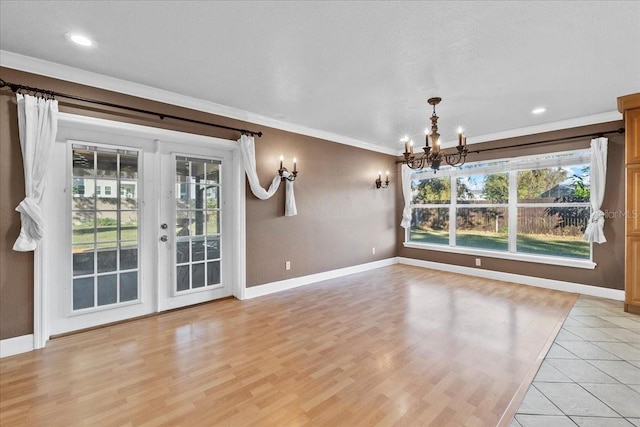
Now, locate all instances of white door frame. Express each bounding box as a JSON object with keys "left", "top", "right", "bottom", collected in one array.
[{"left": 34, "top": 113, "right": 246, "bottom": 349}]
